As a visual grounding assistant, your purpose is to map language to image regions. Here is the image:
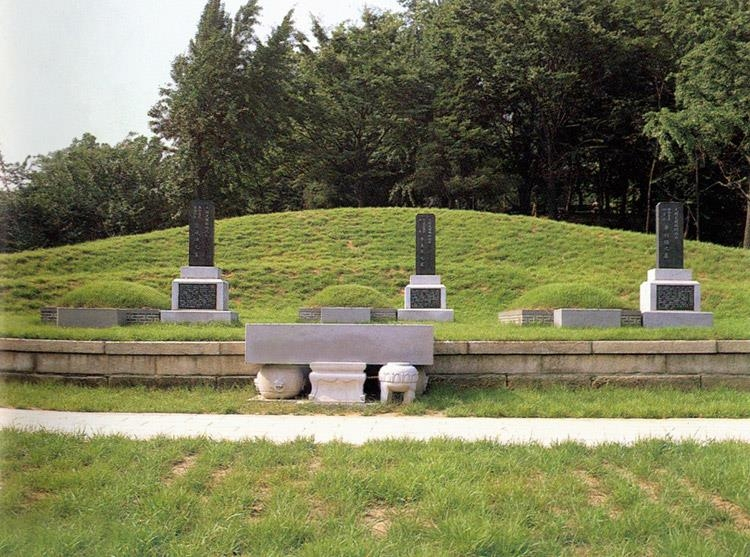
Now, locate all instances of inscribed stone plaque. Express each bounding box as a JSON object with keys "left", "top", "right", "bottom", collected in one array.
[
  {"left": 656, "top": 285, "right": 694, "bottom": 311},
  {"left": 178, "top": 283, "right": 217, "bottom": 310},
  {"left": 415, "top": 213, "right": 436, "bottom": 275},
  {"left": 410, "top": 288, "right": 441, "bottom": 309},
  {"left": 655, "top": 202, "right": 683, "bottom": 269},
  {"left": 189, "top": 200, "right": 215, "bottom": 267}
]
